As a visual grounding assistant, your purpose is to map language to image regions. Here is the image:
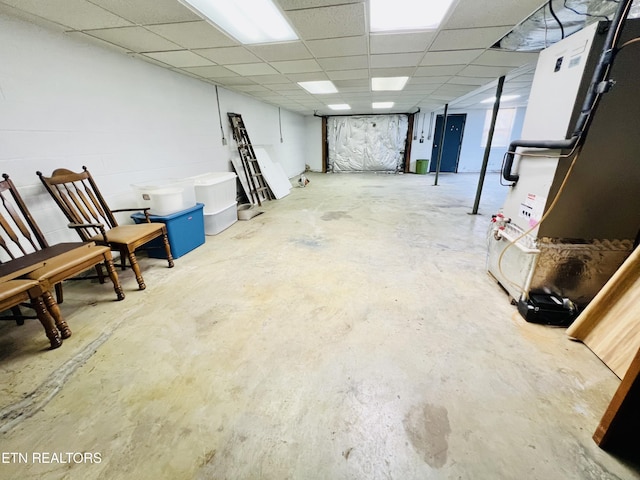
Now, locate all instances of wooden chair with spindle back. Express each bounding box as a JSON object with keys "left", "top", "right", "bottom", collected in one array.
[
  {"left": 0, "top": 174, "right": 124, "bottom": 348},
  {"left": 37, "top": 167, "right": 174, "bottom": 291},
  {"left": 0, "top": 279, "right": 63, "bottom": 349}
]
